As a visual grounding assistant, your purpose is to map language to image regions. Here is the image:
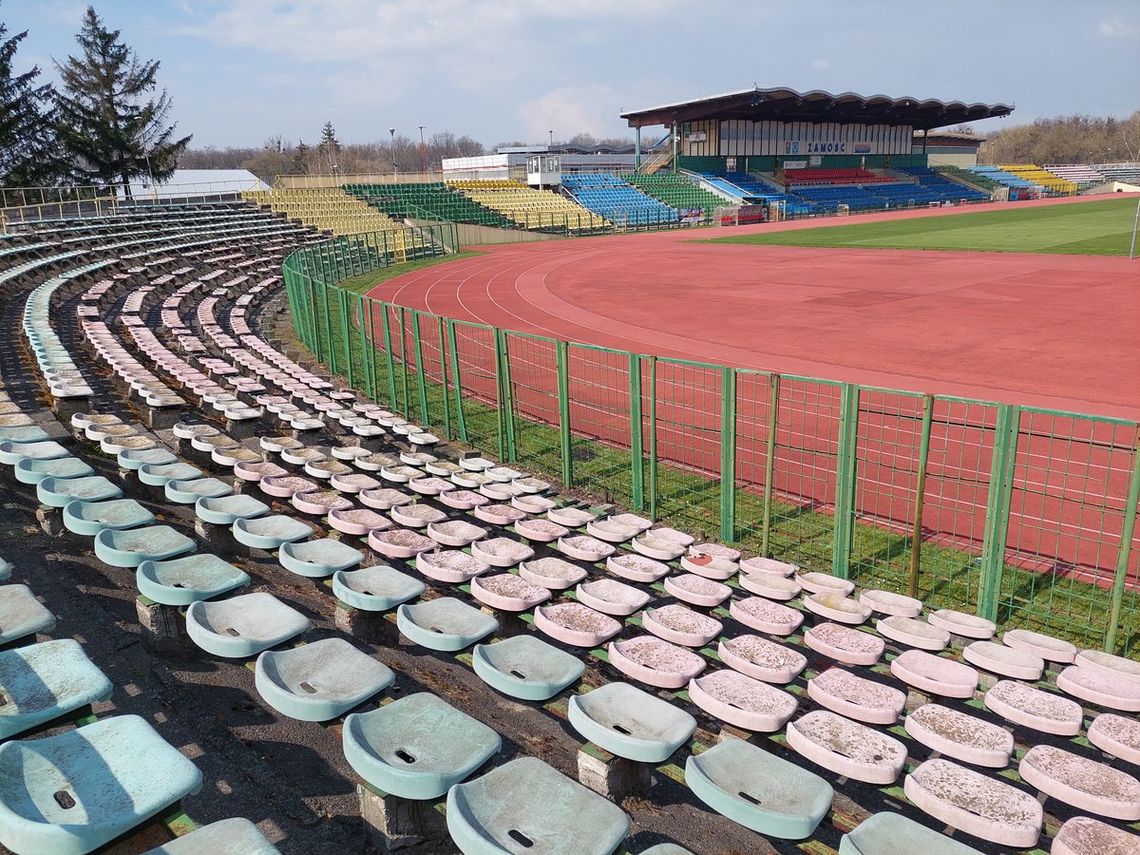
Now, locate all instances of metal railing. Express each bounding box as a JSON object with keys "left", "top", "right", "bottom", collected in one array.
[{"left": 282, "top": 231, "right": 1140, "bottom": 655}]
